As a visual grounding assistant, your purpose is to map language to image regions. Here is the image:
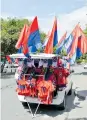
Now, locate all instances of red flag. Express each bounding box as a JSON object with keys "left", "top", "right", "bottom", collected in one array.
[
  {"left": 15, "top": 58, "right": 19, "bottom": 64},
  {"left": 22, "top": 25, "right": 30, "bottom": 55},
  {"left": 44, "top": 32, "right": 54, "bottom": 54},
  {"left": 6, "top": 55, "right": 12, "bottom": 63},
  {"left": 44, "top": 17, "right": 57, "bottom": 54},
  {"left": 15, "top": 24, "right": 29, "bottom": 49},
  {"left": 22, "top": 16, "right": 41, "bottom": 54},
  {"left": 15, "top": 24, "right": 30, "bottom": 57},
  {"left": 22, "top": 16, "right": 39, "bottom": 45},
  {"left": 68, "top": 24, "right": 80, "bottom": 57},
  {"left": 68, "top": 24, "right": 87, "bottom": 58},
  {"left": 78, "top": 27, "right": 87, "bottom": 53}
]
